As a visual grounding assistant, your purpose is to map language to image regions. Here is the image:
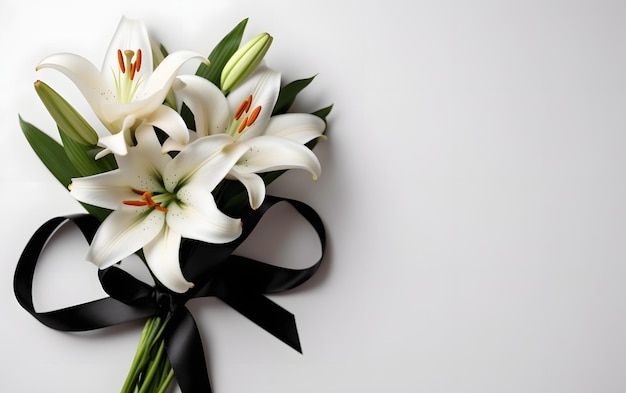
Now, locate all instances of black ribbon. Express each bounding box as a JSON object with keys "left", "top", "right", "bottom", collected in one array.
[{"left": 14, "top": 195, "right": 325, "bottom": 393}]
